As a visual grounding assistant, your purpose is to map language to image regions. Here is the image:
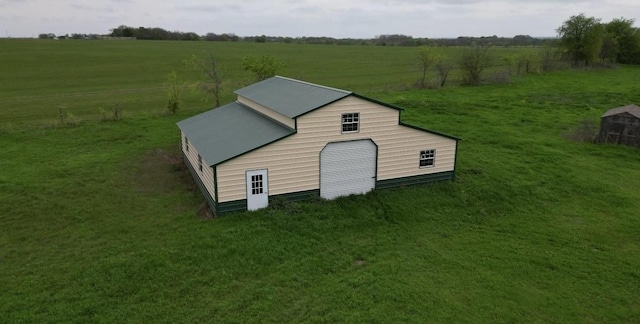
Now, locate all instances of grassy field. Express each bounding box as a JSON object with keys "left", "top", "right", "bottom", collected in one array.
[
  {"left": 1, "top": 39, "right": 541, "bottom": 126},
  {"left": 1, "top": 40, "right": 639, "bottom": 322}
]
